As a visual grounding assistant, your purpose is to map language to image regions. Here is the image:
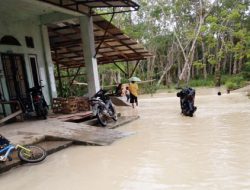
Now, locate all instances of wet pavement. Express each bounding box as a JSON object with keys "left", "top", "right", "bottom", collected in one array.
[{"left": 1, "top": 88, "right": 250, "bottom": 190}]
